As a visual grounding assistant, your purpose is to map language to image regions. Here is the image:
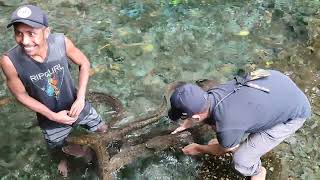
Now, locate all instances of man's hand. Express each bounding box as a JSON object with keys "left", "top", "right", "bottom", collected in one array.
[
  {"left": 171, "top": 126, "right": 187, "bottom": 134},
  {"left": 182, "top": 139, "right": 236, "bottom": 156},
  {"left": 171, "top": 118, "right": 195, "bottom": 134},
  {"left": 52, "top": 110, "right": 77, "bottom": 125},
  {"left": 69, "top": 98, "right": 85, "bottom": 117},
  {"left": 182, "top": 143, "right": 202, "bottom": 155}
]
